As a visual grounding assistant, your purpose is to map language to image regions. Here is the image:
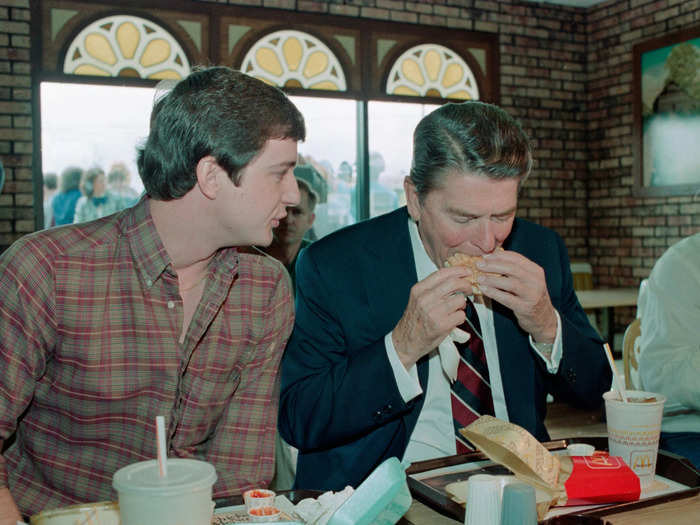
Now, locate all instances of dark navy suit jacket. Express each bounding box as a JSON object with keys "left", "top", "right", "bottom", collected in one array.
[{"left": 279, "top": 207, "right": 610, "bottom": 491}]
